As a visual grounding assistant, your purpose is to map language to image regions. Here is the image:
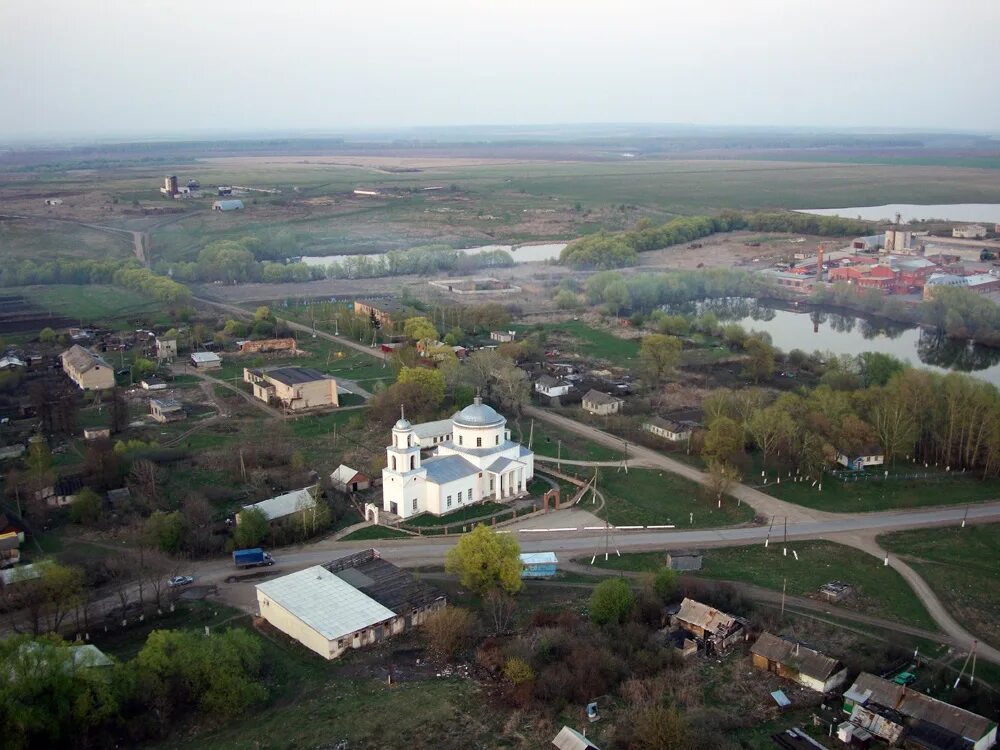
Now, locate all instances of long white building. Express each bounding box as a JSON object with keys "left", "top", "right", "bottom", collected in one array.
[{"left": 381, "top": 398, "right": 534, "bottom": 519}]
